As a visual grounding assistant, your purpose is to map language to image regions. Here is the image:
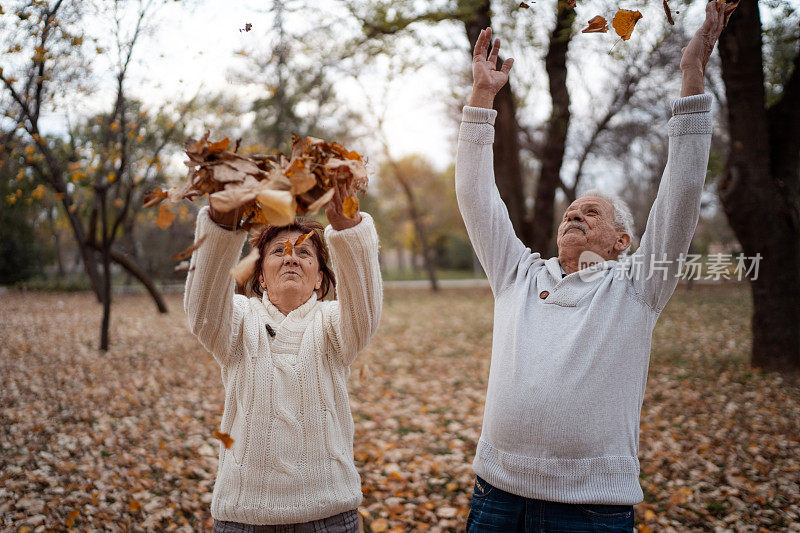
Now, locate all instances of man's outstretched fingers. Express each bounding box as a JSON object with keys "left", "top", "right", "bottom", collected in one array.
[{"left": 488, "top": 38, "right": 500, "bottom": 66}]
